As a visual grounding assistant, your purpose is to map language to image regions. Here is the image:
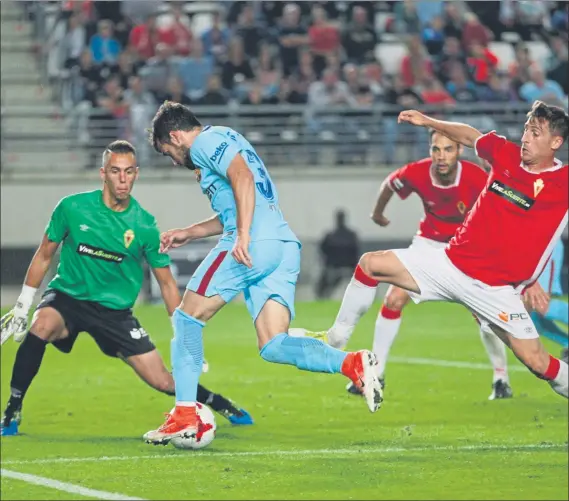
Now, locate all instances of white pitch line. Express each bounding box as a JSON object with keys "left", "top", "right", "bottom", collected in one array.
[
  {"left": 1, "top": 443, "right": 565, "bottom": 467},
  {"left": 389, "top": 356, "right": 528, "bottom": 372},
  {"left": 1, "top": 469, "right": 146, "bottom": 500}
]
